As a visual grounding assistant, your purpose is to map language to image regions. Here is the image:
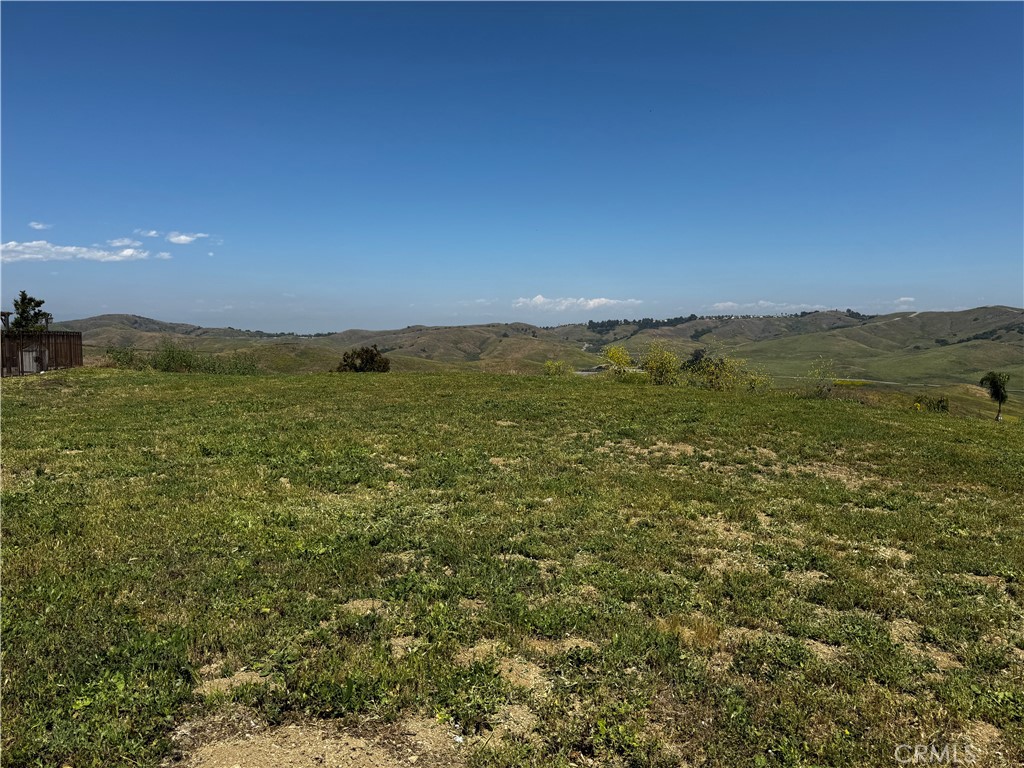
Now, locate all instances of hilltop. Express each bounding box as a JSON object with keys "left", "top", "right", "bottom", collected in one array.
[{"left": 55, "top": 306, "right": 1024, "bottom": 385}]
